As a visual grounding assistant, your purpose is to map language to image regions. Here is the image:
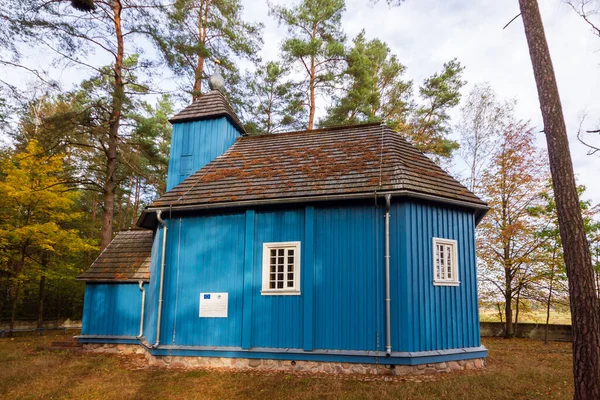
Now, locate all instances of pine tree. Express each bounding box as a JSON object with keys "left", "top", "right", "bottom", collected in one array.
[
  {"left": 518, "top": 1, "right": 600, "bottom": 396},
  {"left": 405, "top": 59, "right": 465, "bottom": 159},
  {"left": 322, "top": 31, "right": 412, "bottom": 128},
  {"left": 270, "top": 0, "right": 346, "bottom": 129},
  {"left": 152, "top": 0, "right": 263, "bottom": 103},
  {"left": 245, "top": 61, "right": 305, "bottom": 134}
]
